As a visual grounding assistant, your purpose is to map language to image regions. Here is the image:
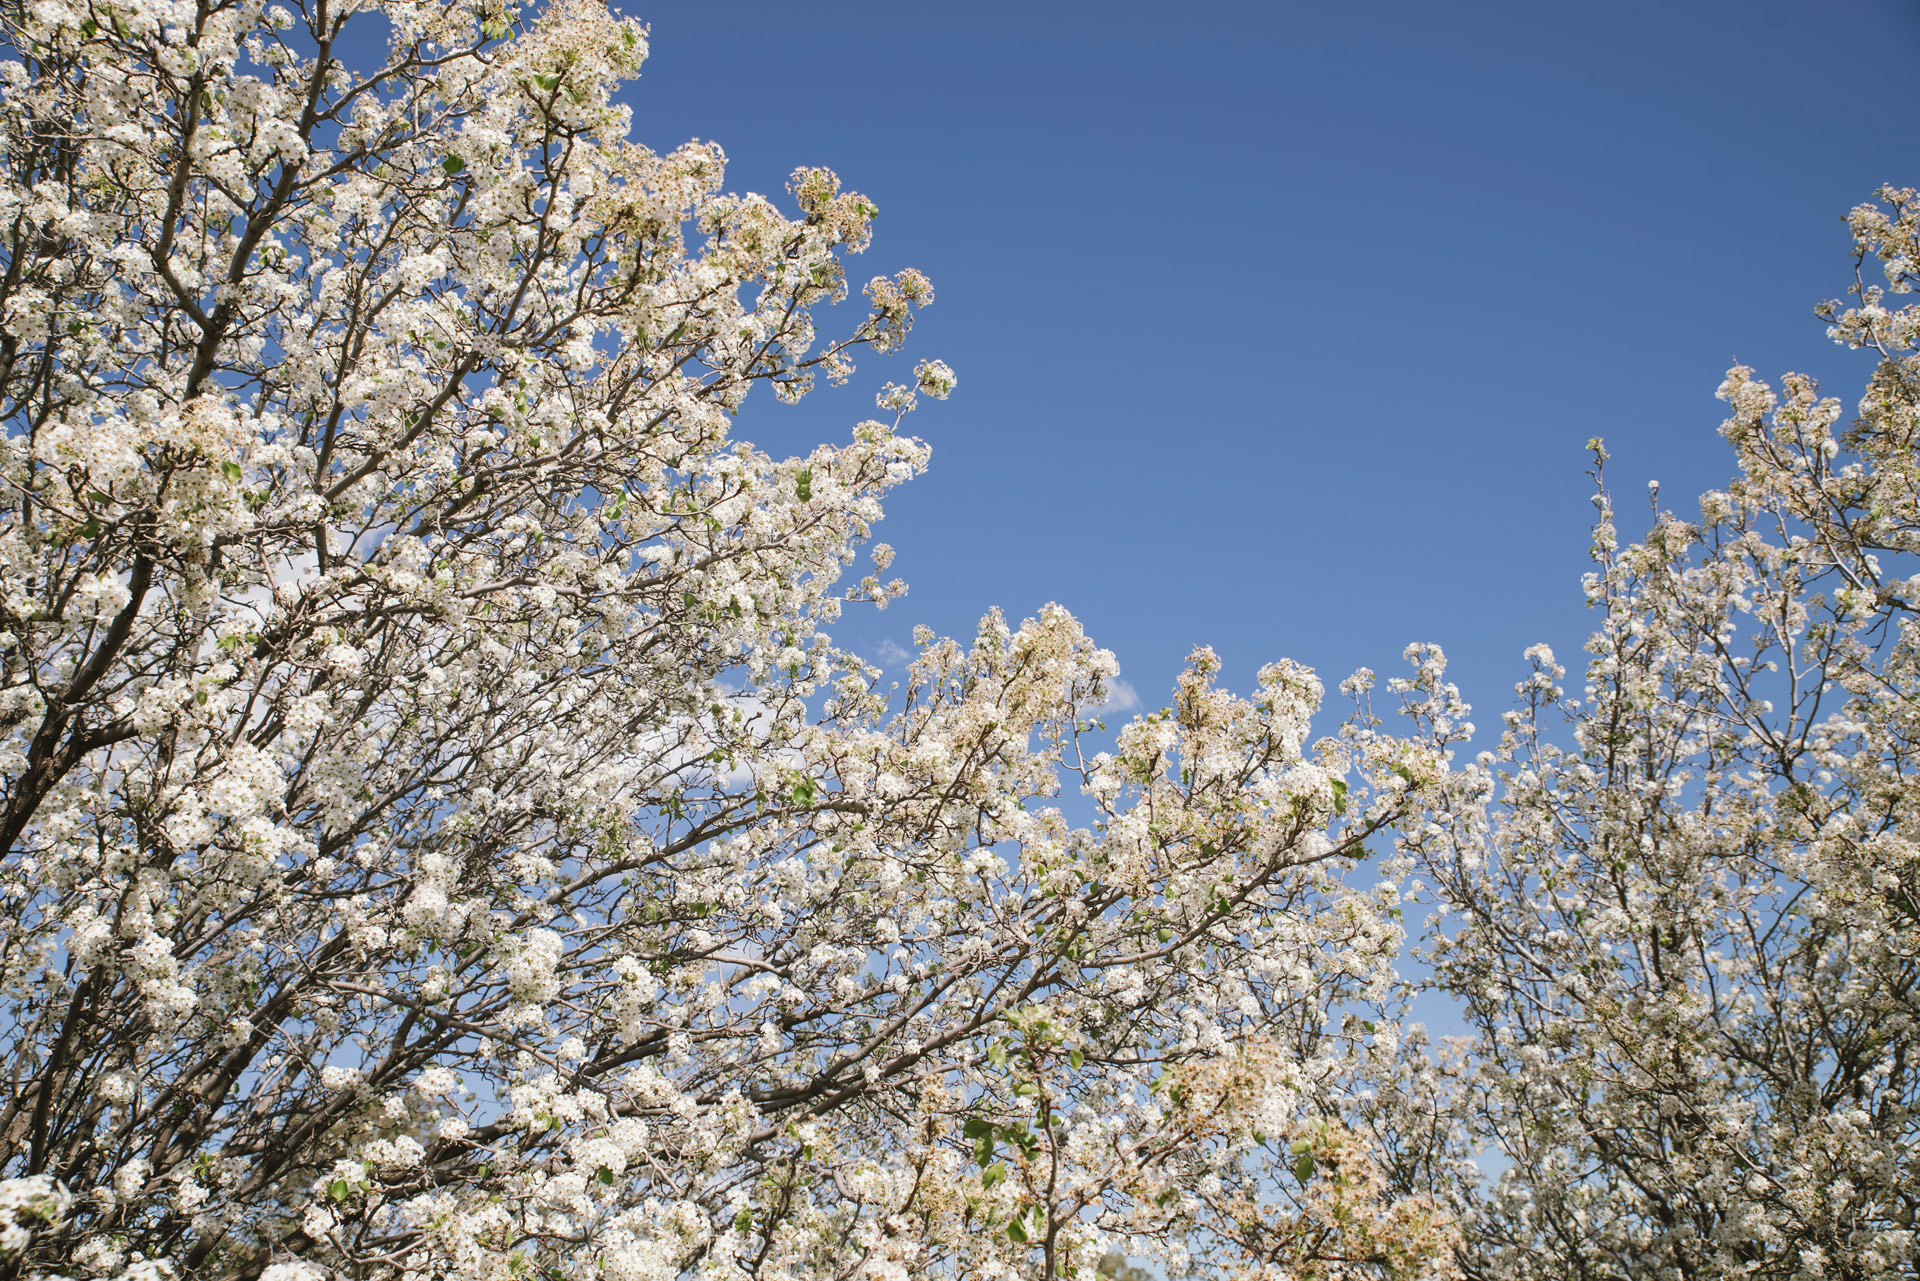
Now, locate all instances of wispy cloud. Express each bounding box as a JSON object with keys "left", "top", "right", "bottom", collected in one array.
[
  {"left": 873, "top": 638, "right": 911, "bottom": 667},
  {"left": 1097, "top": 678, "right": 1141, "bottom": 715}
]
